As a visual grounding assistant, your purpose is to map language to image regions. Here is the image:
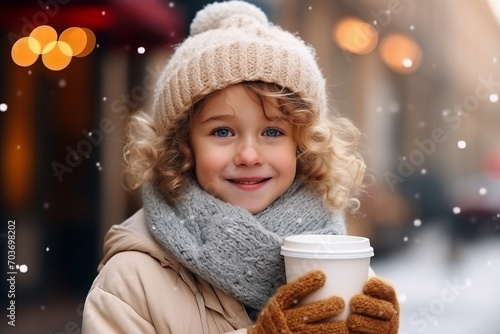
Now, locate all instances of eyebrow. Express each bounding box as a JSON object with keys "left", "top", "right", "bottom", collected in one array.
[{"left": 199, "top": 113, "right": 235, "bottom": 124}]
